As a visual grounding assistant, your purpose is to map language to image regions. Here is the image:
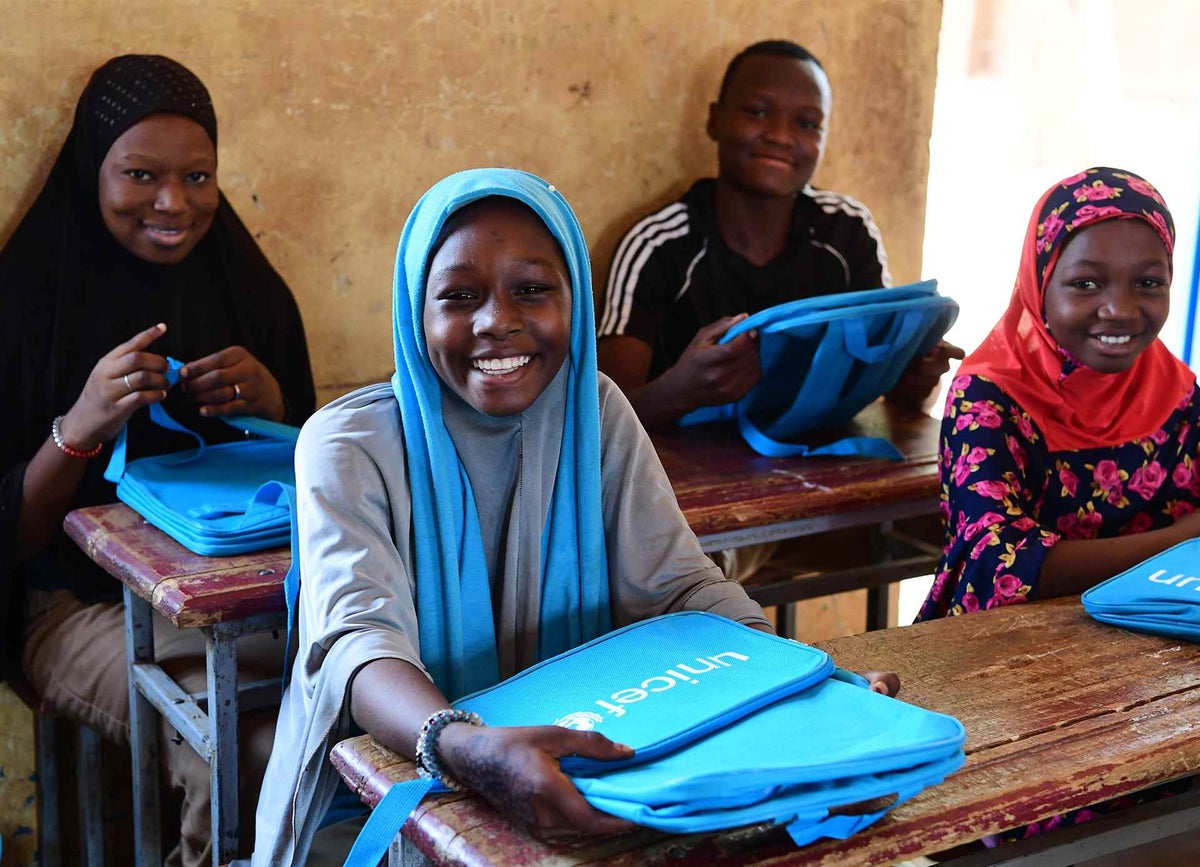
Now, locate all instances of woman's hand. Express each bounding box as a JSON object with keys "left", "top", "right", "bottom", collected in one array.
[
  {"left": 179, "top": 345, "right": 286, "bottom": 422},
  {"left": 438, "top": 724, "right": 638, "bottom": 838},
  {"left": 60, "top": 322, "right": 170, "bottom": 448}
]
